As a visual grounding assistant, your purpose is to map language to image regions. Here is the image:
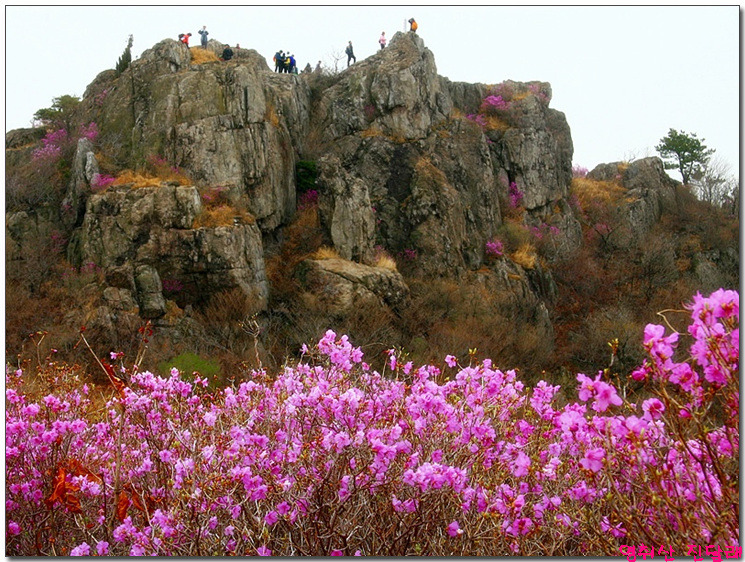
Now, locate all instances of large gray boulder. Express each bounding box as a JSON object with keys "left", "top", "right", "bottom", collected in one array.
[{"left": 296, "top": 257, "right": 409, "bottom": 315}]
